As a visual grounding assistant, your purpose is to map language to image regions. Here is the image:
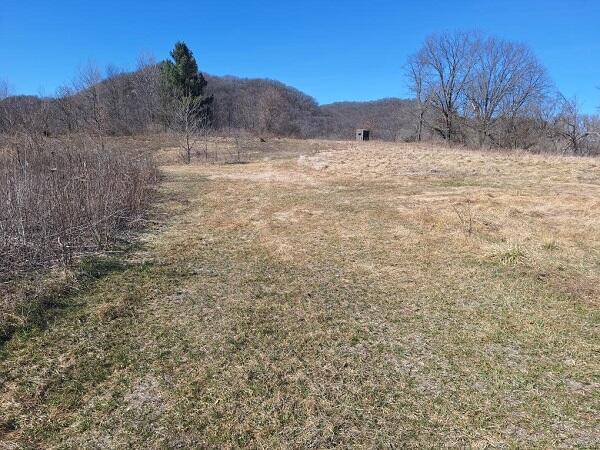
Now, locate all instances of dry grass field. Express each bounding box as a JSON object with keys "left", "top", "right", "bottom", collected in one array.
[{"left": 1, "top": 139, "right": 599, "bottom": 447}]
